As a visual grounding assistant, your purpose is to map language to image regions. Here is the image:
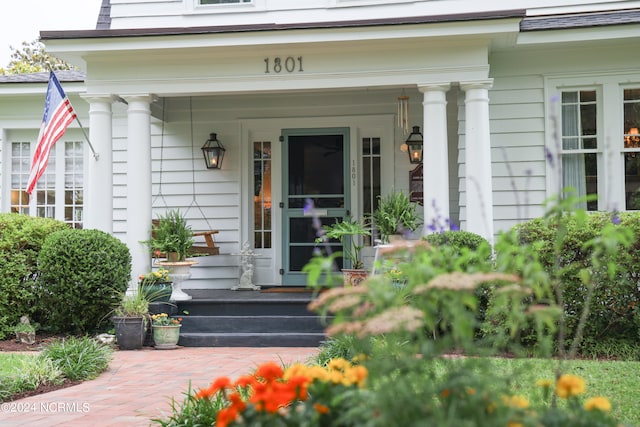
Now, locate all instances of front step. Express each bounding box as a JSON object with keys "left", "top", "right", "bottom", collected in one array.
[
  {"left": 171, "top": 289, "right": 329, "bottom": 347},
  {"left": 180, "top": 332, "right": 326, "bottom": 347}
]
